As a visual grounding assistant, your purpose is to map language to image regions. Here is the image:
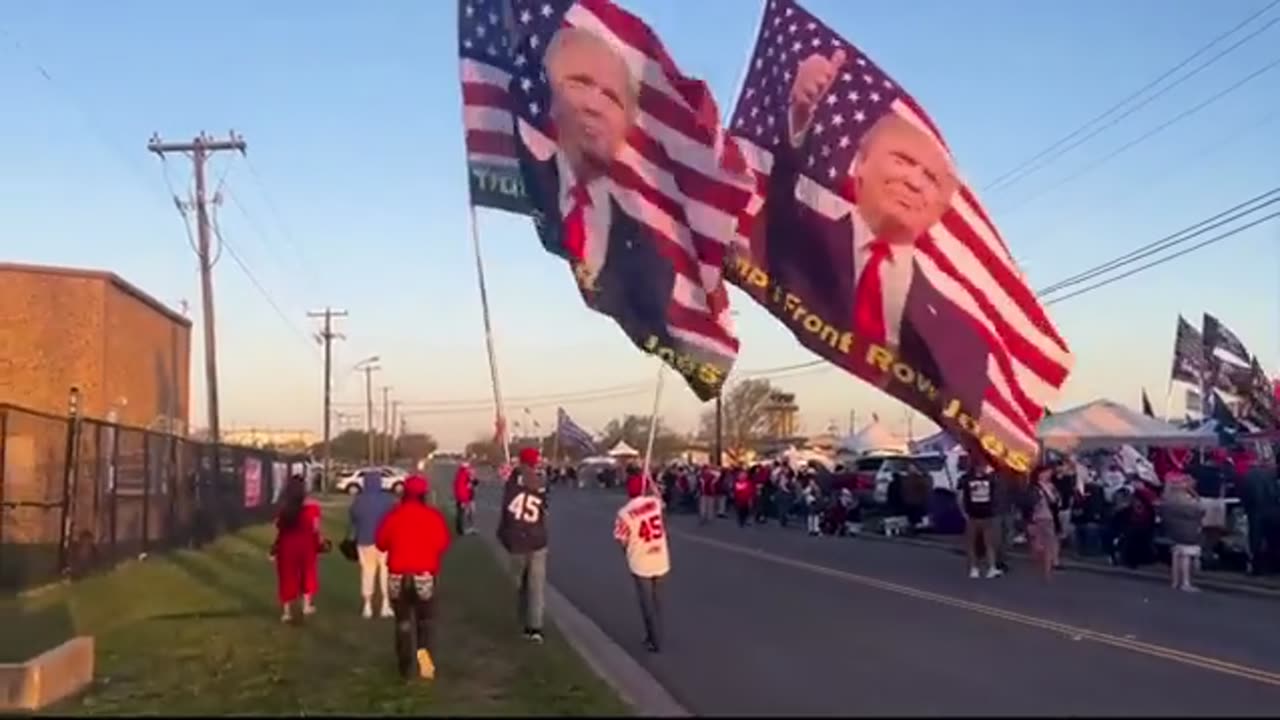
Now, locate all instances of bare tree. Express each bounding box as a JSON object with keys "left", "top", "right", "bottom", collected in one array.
[
  {"left": 698, "top": 379, "right": 778, "bottom": 457},
  {"left": 600, "top": 414, "right": 684, "bottom": 464}
]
